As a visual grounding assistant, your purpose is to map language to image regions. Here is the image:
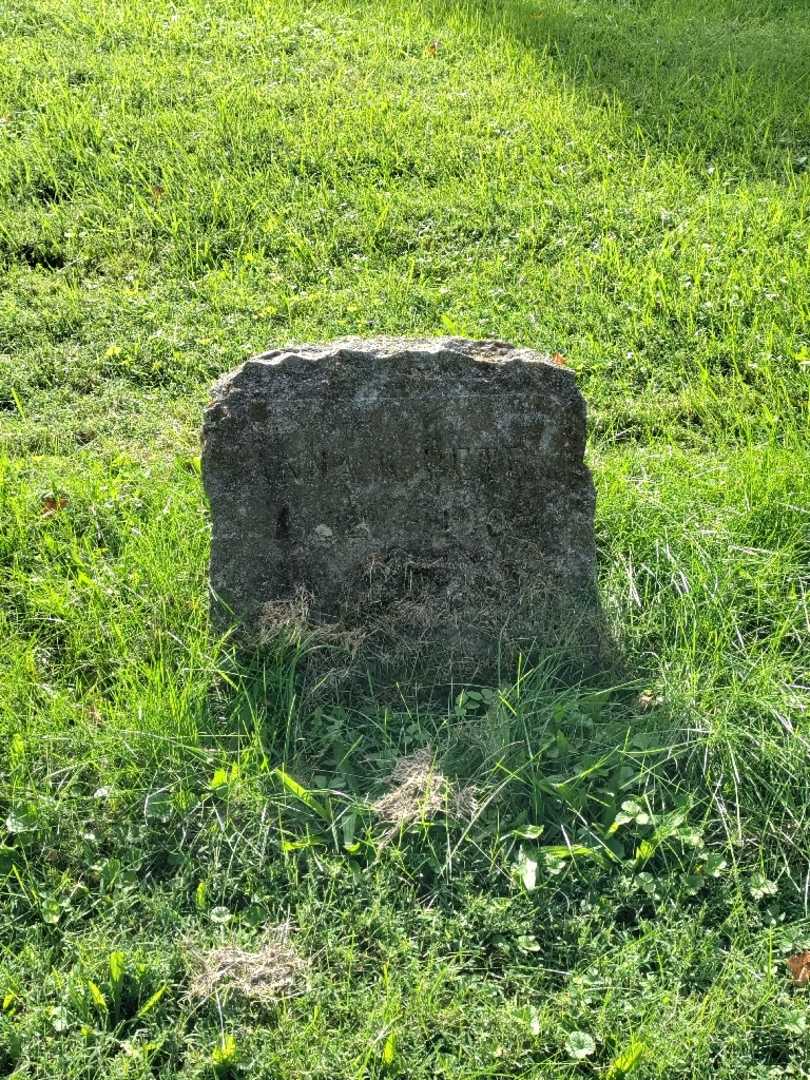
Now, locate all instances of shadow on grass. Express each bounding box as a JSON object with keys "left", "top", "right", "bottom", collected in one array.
[
  {"left": 440, "top": 0, "right": 810, "bottom": 176},
  {"left": 202, "top": 578, "right": 627, "bottom": 745},
  {"left": 203, "top": 610, "right": 642, "bottom": 766},
  {"left": 199, "top": 632, "right": 685, "bottom": 886}
]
